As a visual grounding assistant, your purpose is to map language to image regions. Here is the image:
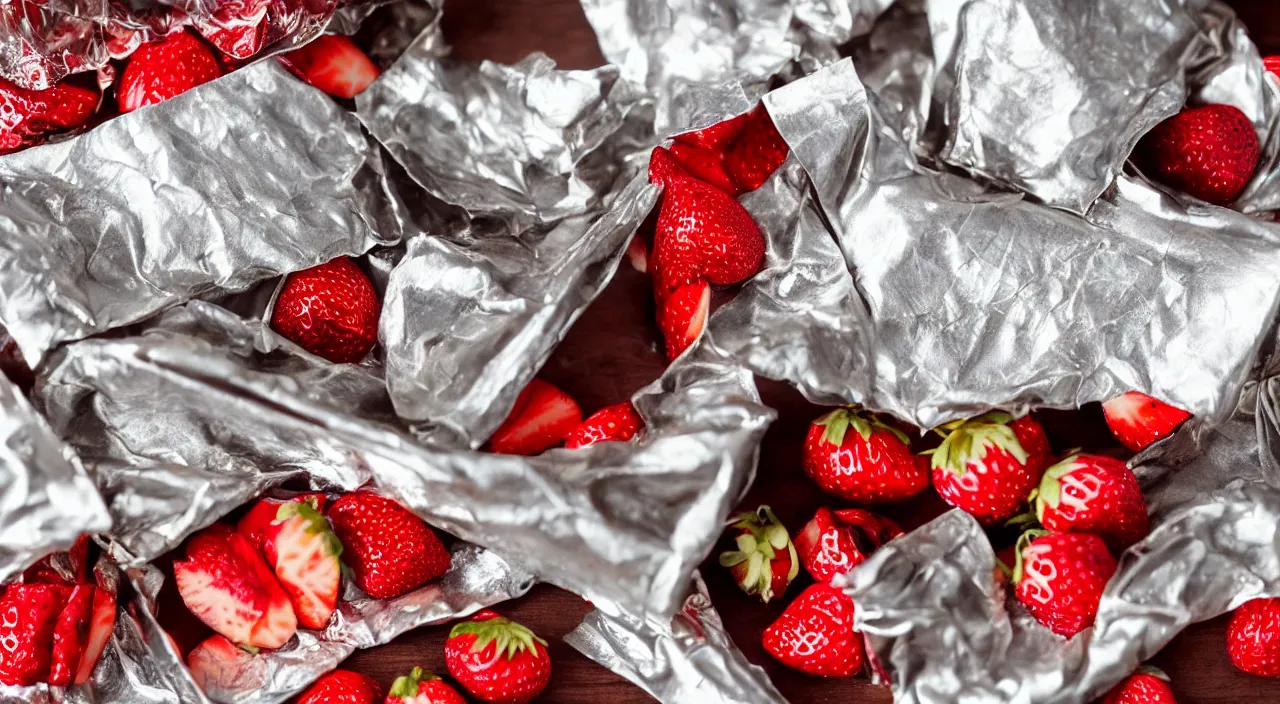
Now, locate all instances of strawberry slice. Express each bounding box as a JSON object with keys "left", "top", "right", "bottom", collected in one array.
[
  {"left": 263, "top": 501, "right": 342, "bottom": 630},
  {"left": 564, "top": 402, "right": 644, "bottom": 449},
  {"left": 48, "top": 585, "right": 94, "bottom": 686},
  {"left": 489, "top": 379, "right": 582, "bottom": 455},
  {"left": 1101, "top": 391, "right": 1192, "bottom": 452},
  {"left": 118, "top": 29, "right": 223, "bottom": 113},
  {"left": 236, "top": 494, "right": 328, "bottom": 551},
  {"left": 0, "top": 583, "right": 71, "bottom": 685},
  {"left": 187, "top": 634, "right": 256, "bottom": 693},
  {"left": 668, "top": 142, "right": 740, "bottom": 195},
  {"left": 281, "top": 35, "right": 380, "bottom": 99},
  {"left": 72, "top": 582, "right": 118, "bottom": 685},
  {"left": 660, "top": 280, "right": 710, "bottom": 360}
]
